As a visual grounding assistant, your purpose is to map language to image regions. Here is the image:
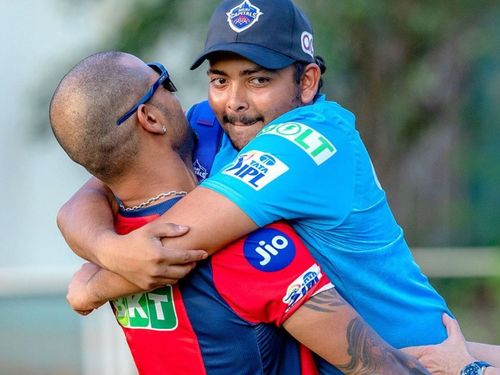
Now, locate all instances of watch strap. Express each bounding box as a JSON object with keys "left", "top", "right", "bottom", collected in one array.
[{"left": 460, "top": 361, "right": 492, "bottom": 375}]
